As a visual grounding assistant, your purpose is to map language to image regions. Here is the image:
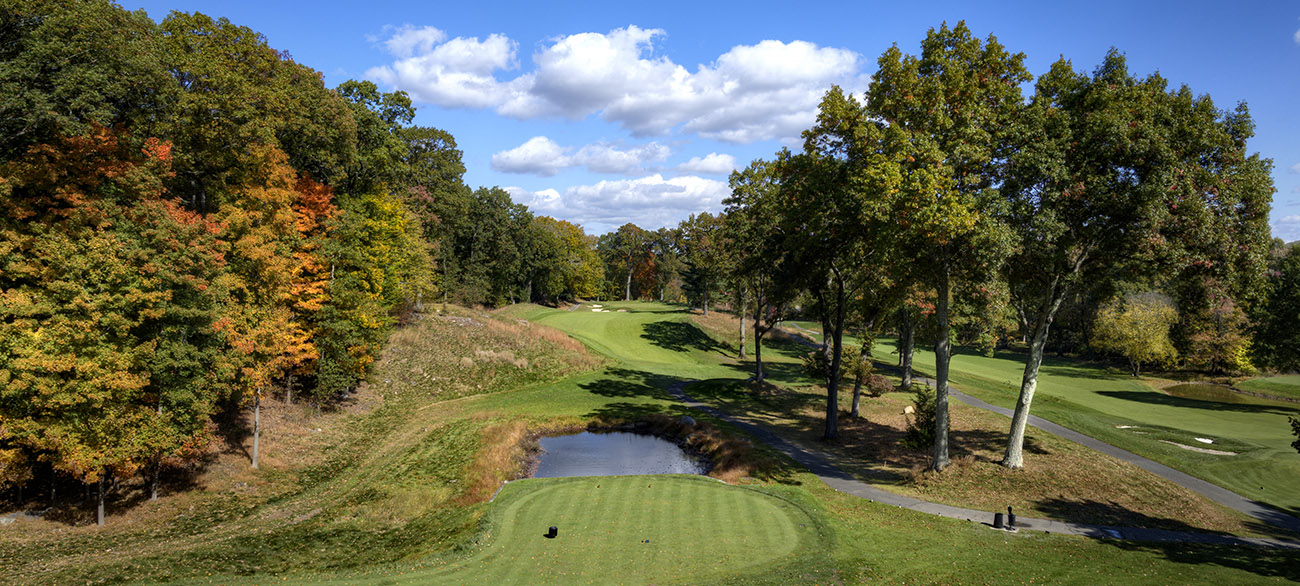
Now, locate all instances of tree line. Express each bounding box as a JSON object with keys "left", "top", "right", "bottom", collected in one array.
[{"left": 0, "top": 1, "right": 605, "bottom": 523}]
